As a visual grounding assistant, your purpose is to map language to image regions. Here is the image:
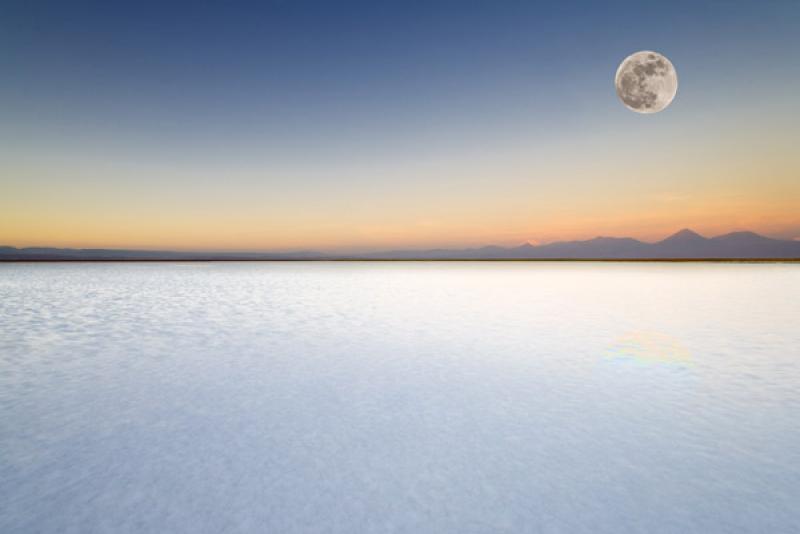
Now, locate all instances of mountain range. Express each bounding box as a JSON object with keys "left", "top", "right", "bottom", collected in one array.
[{"left": 2, "top": 229, "right": 799, "bottom": 261}]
